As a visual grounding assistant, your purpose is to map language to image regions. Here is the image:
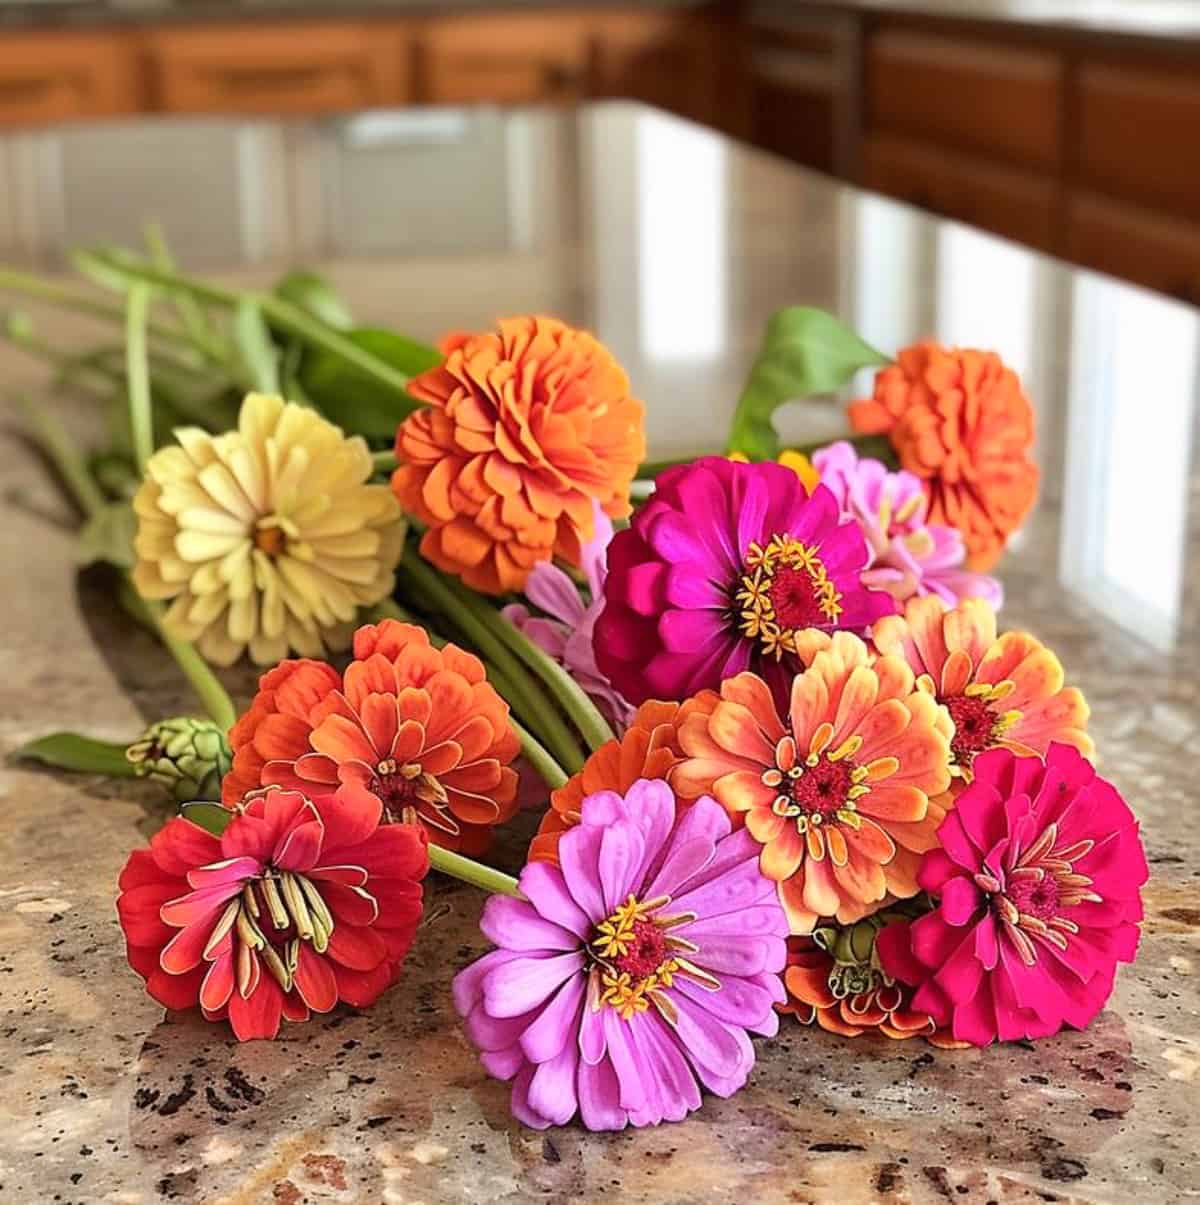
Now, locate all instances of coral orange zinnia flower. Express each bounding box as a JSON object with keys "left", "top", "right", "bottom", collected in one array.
[
  {"left": 223, "top": 620, "right": 519, "bottom": 855},
  {"left": 392, "top": 317, "right": 645, "bottom": 594},
  {"left": 870, "top": 596, "right": 1092, "bottom": 782},
  {"left": 849, "top": 341, "right": 1039, "bottom": 570},
  {"left": 672, "top": 633, "right": 953, "bottom": 933},
  {"left": 527, "top": 696, "right": 715, "bottom": 864}
]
